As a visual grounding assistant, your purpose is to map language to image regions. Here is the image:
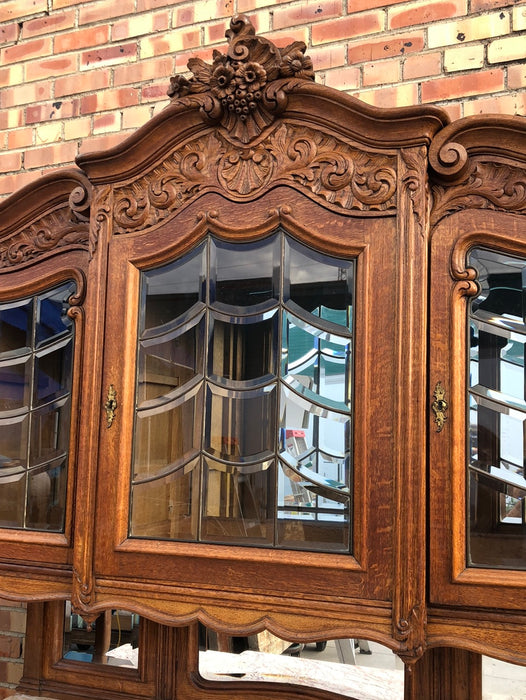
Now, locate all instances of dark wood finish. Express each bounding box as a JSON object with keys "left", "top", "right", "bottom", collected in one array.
[{"left": 0, "top": 12, "right": 525, "bottom": 700}]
